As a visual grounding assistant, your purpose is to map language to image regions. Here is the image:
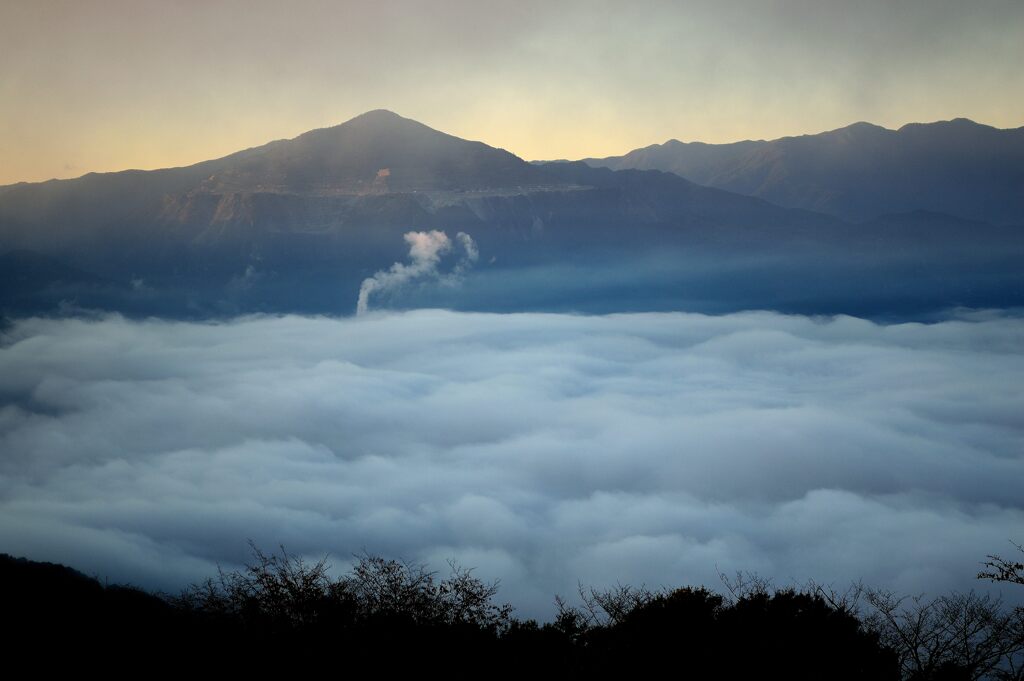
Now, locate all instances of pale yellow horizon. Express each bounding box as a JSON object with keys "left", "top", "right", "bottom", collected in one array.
[{"left": 3, "top": 0, "right": 1023, "bottom": 185}]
